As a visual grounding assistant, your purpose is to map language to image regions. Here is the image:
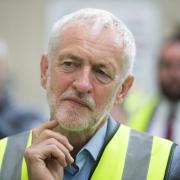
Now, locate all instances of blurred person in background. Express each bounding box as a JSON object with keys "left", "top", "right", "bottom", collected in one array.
[
  {"left": 0, "top": 39, "right": 44, "bottom": 139},
  {"left": 126, "top": 32, "right": 180, "bottom": 144}
]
